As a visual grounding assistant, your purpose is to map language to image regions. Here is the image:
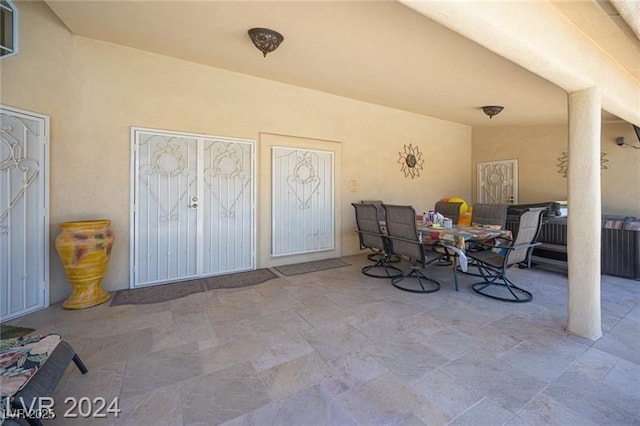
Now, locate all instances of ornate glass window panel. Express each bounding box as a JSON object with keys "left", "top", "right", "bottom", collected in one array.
[
  {"left": 1, "top": 105, "right": 49, "bottom": 321},
  {"left": 0, "top": 0, "right": 17, "bottom": 58},
  {"left": 201, "top": 138, "right": 254, "bottom": 274},
  {"left": 272, "top": 147, "right": 334, "bottom": 256},
  {"left": 135, "top": 133, "right": 199, "bottom": 284}
]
